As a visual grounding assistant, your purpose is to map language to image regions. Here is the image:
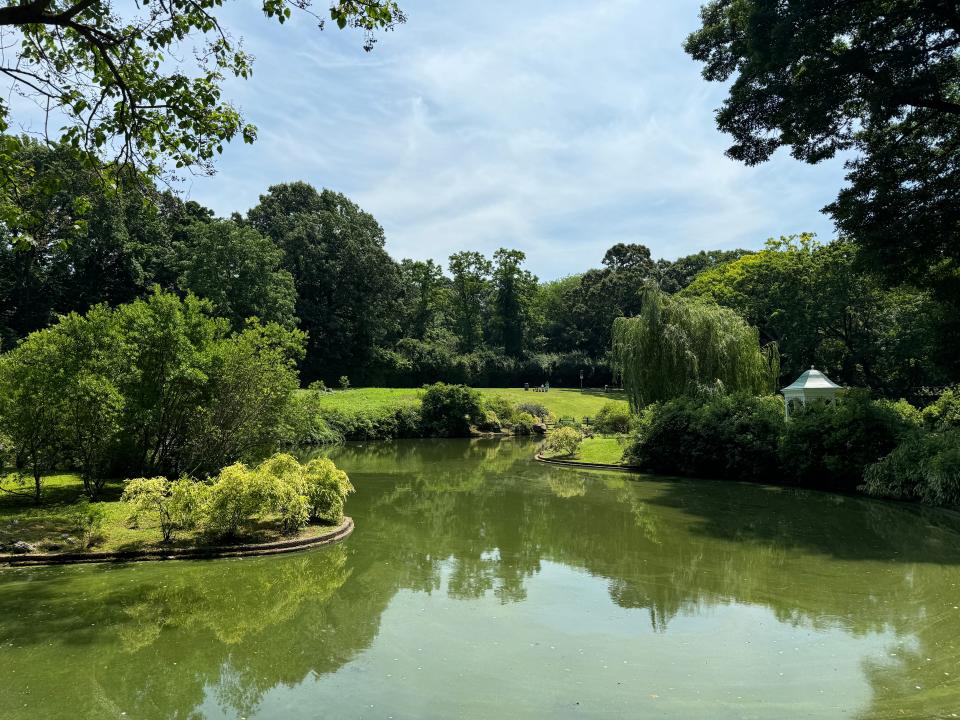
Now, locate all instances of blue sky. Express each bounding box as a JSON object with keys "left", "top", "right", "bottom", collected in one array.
[{"left": 168, "top": 2, "right": 846, "bottom": 279}]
